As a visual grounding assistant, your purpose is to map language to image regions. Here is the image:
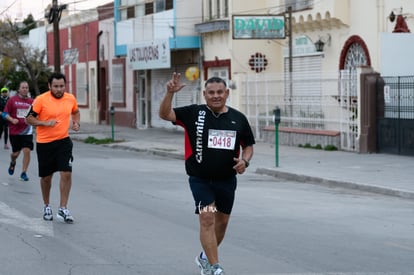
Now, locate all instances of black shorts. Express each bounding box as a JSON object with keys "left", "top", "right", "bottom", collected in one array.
[
  {"left": 36, "top": 137, "right": 73, "bottom": 177},
  {"left": 189, "top": 176, "right": 237, "bottom": 215},
  {"left": 9, "top": 135, "right": 34, "bottom": 152}
]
